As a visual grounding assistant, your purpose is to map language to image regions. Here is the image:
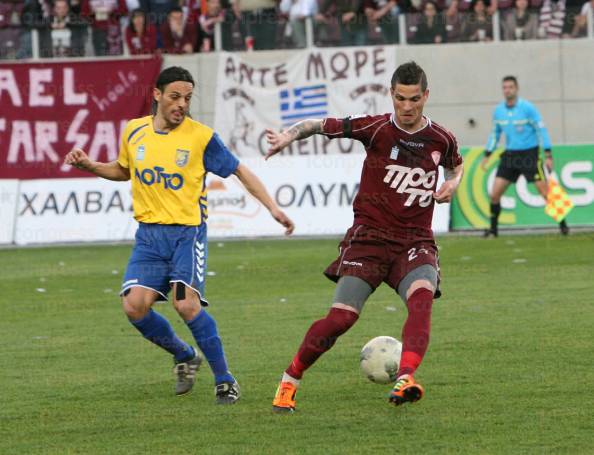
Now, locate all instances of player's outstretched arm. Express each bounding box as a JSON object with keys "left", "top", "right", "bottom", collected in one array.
[
  {"left": 63, "top": 148, "right": 130, "bottom": 181},
  {"left": 433, "top": 164, "right": 464, "bottom": 204},
  {"left": 265, "top": 119, "right": 323, "bottom": 160},
  {"left": 234, "top": 163, "right": 295, "bottom": 235}
]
